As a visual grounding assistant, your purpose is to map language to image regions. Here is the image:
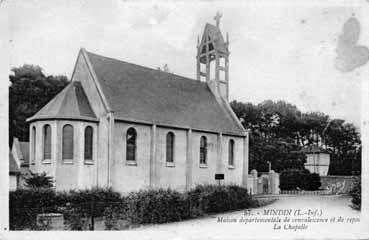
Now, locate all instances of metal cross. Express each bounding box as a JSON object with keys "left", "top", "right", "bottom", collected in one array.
[{"left": 214, "top": 11, "right": 222, "bottom": 27}]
